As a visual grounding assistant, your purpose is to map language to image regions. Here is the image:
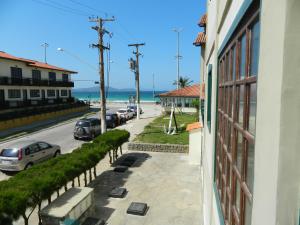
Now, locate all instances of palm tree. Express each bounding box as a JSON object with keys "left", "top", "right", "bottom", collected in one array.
[{"left": 173, "top": 76, "right": 193, "bottom": 88}]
